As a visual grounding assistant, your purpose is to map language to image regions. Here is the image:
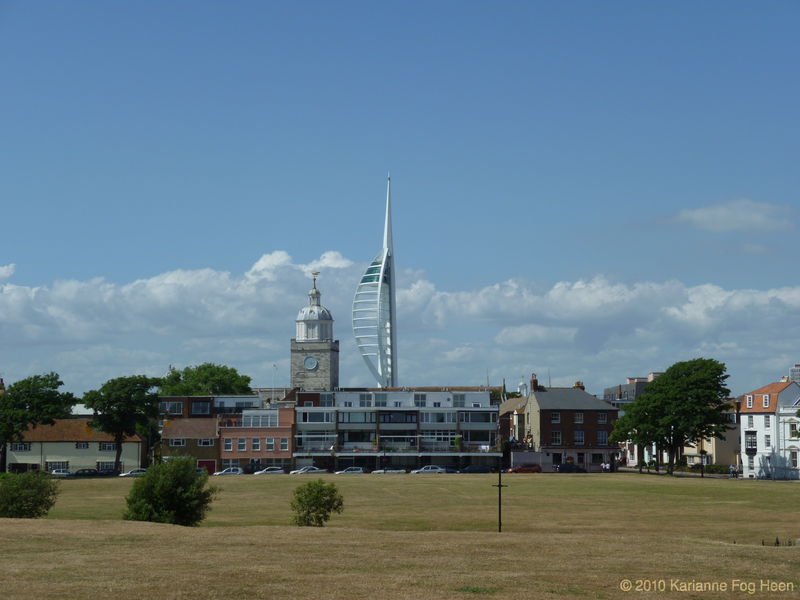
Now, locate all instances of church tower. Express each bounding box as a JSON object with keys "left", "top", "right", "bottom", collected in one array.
[{"left": 291, "top": 272, "right": 339, "bottom": 390}]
